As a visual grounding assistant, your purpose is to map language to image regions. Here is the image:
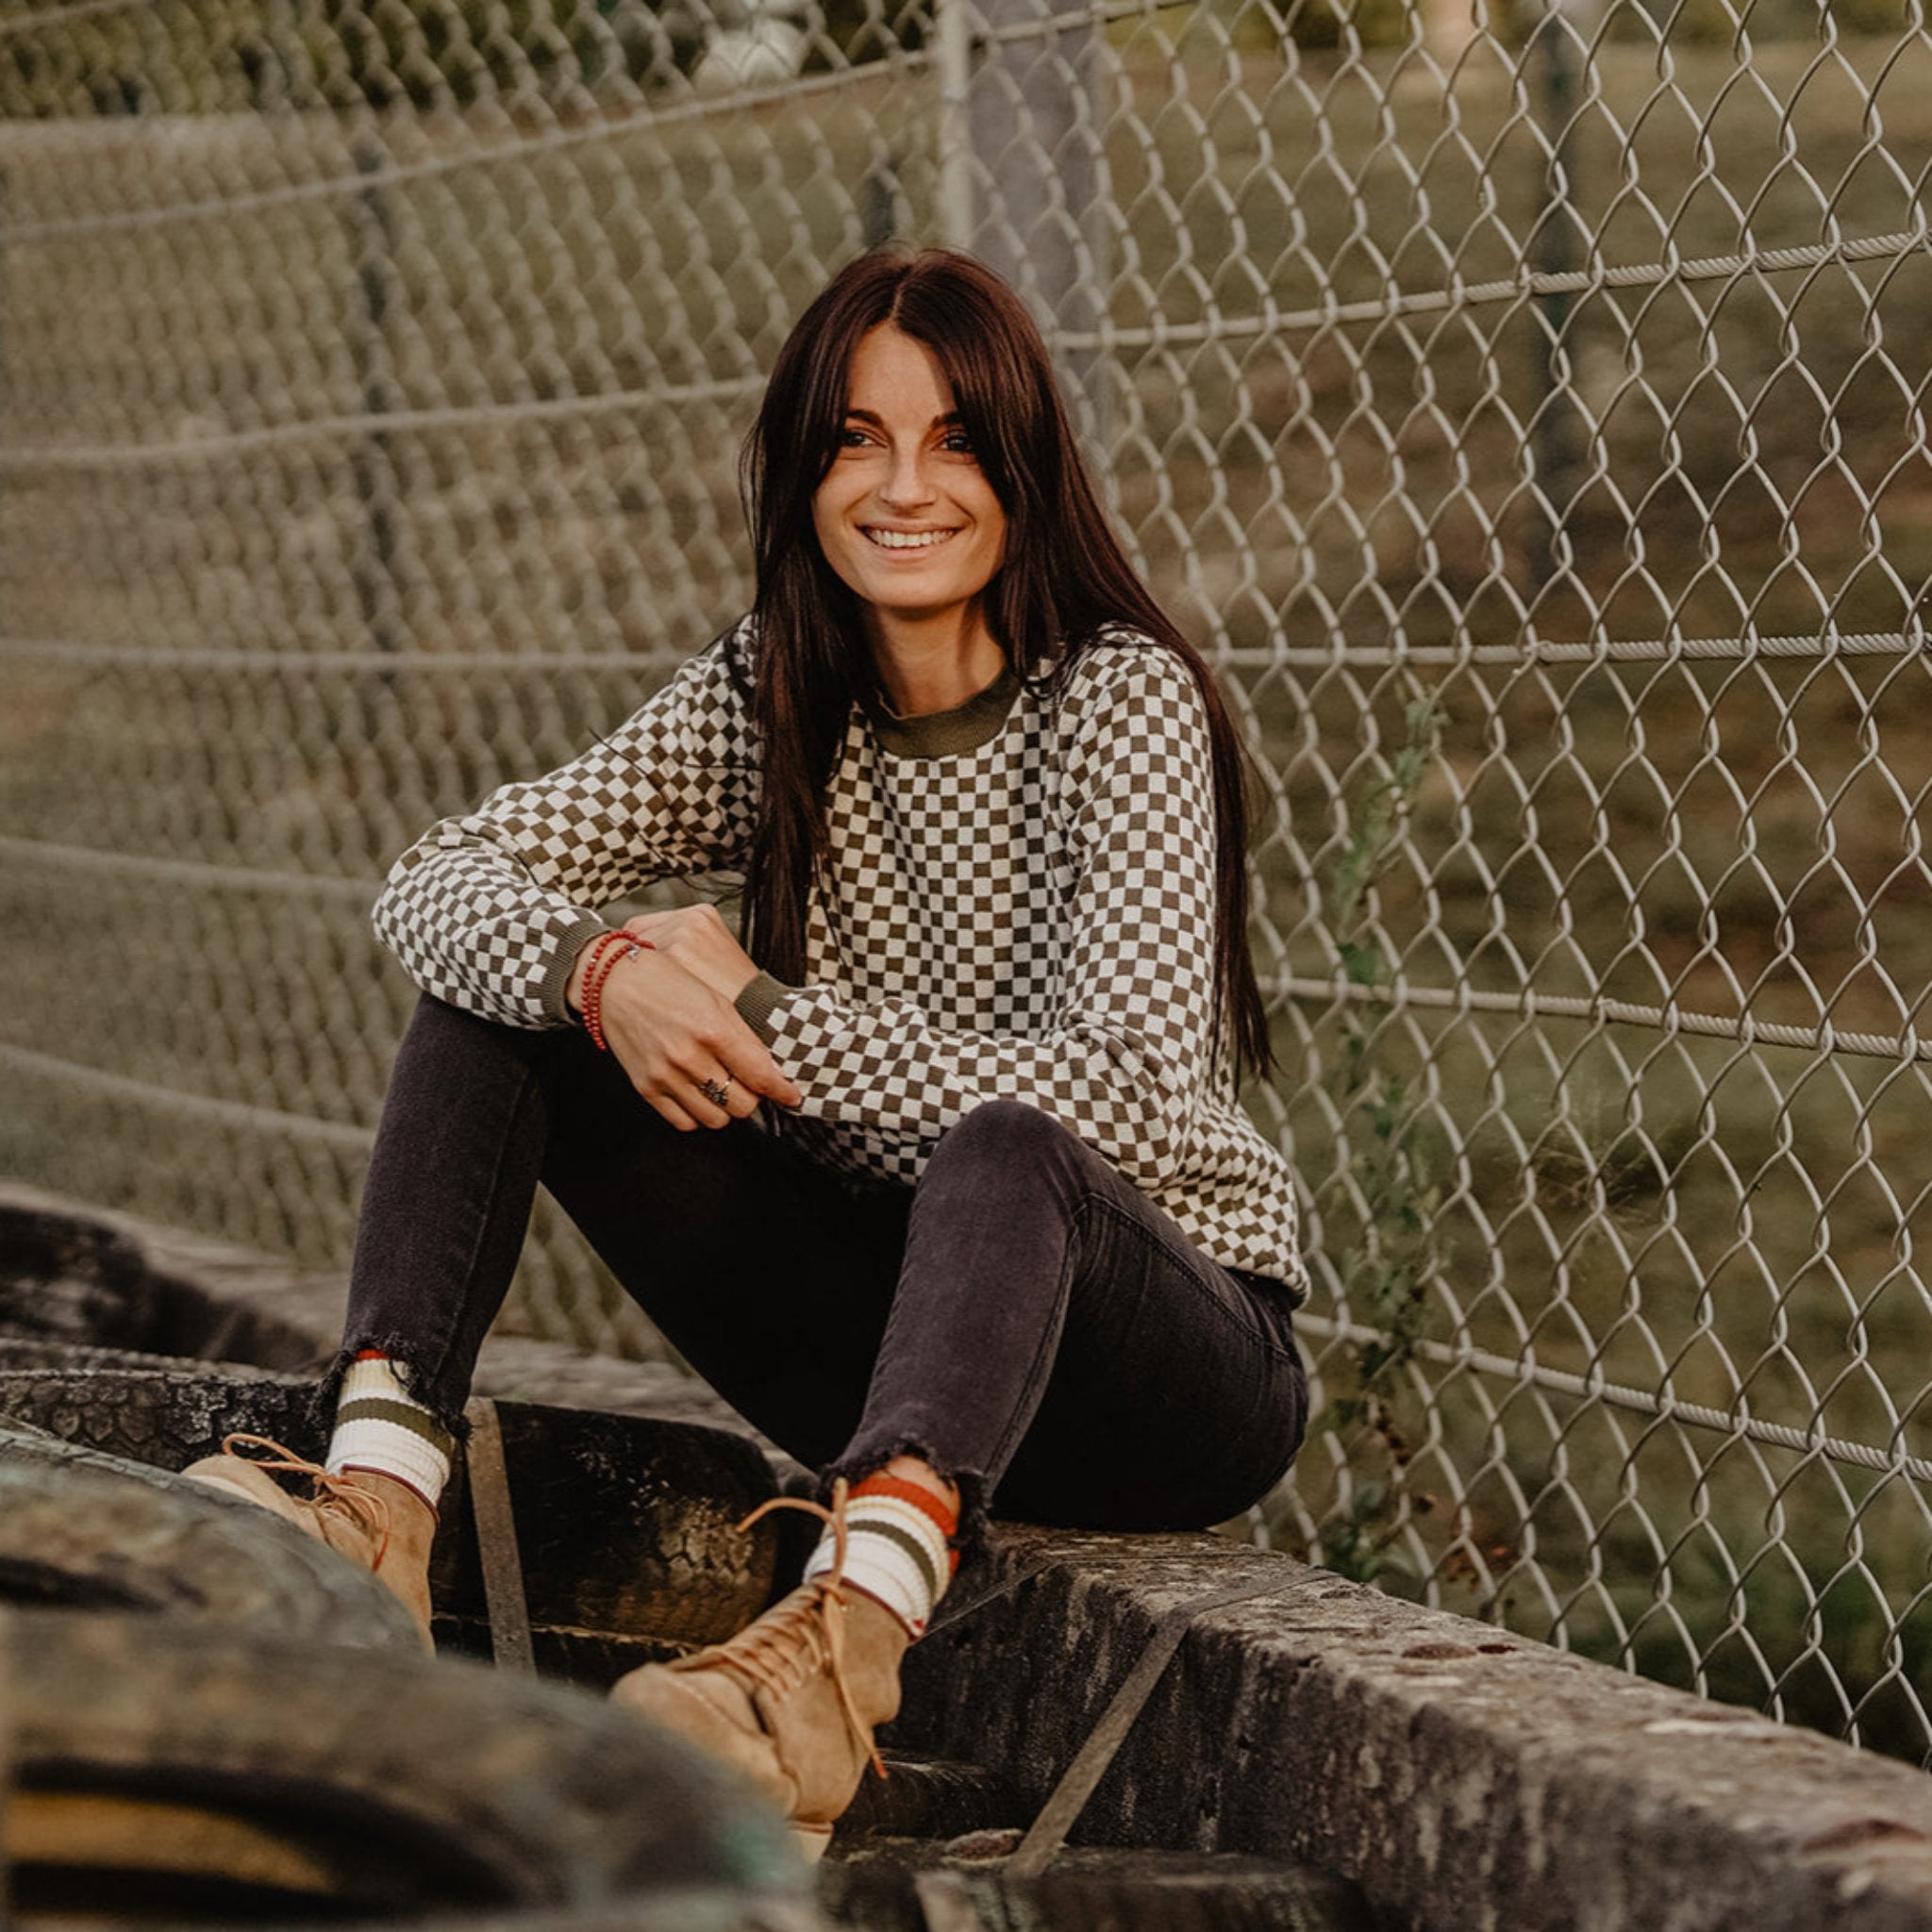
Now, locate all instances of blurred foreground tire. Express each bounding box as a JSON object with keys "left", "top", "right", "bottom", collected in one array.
[
  {"left": 2, "top": 1607, "right": 808, "bottom": 1925},
  {"left": 0, "top": 1424, "right": 421, "bottom": 1649},
  {"left": 0, "top": 1367, "right": 780, "bottom": 1682}
]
